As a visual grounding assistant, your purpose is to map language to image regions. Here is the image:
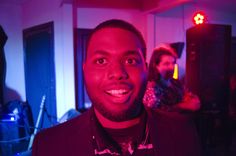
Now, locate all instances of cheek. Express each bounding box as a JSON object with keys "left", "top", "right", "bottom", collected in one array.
[
  {"left": 84, "top": 70, "right": 105, "bottom": 101},
  {"left": 158, "top": 65, "right": 169, "bottom": 73},
  {"left": 156, "top": 66, "right": 163, "bottom": 73},
  {"left": 129, "top": 69, "right": 147, "bottom": 87},
  {"left": 156, "top": 65, "right": 162, "bottom": 72},
  {"left": 84, "top": 70, "right": 103, "bottom": 87}
]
